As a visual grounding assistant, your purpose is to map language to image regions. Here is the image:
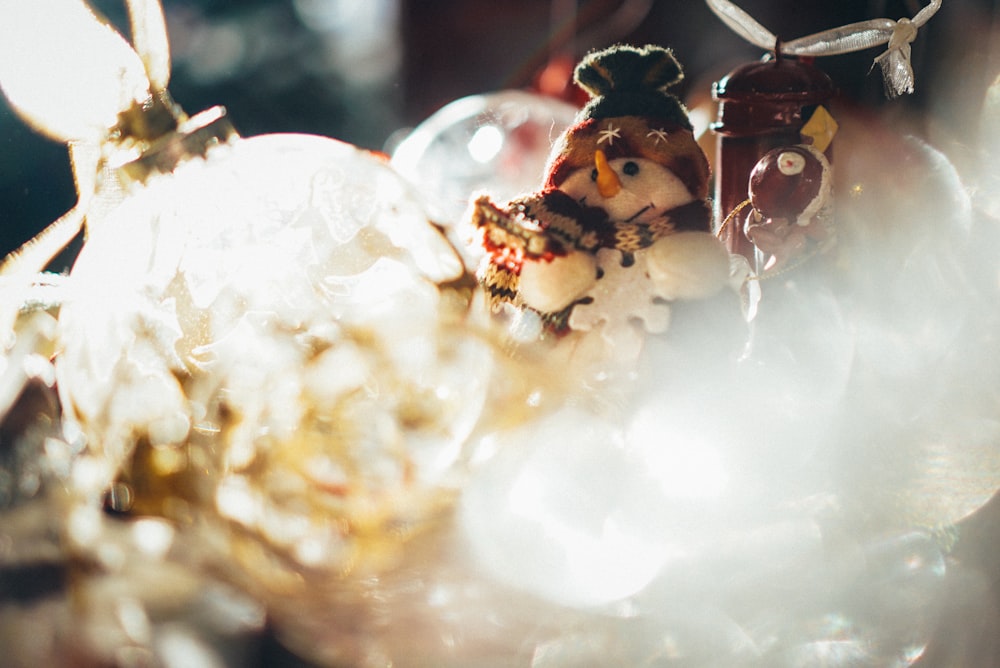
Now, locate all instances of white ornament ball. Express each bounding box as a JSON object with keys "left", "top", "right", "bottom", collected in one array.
[{"left": 391, "top": 90, "right": 578, "bottom": 227}]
